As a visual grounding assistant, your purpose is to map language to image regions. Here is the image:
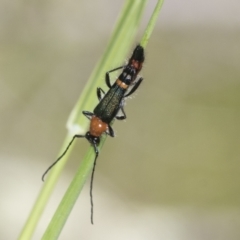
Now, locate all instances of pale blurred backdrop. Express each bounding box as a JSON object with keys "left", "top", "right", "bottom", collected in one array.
[{"left": 1, "top": 0, "right": 240, "bottom": 239}]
